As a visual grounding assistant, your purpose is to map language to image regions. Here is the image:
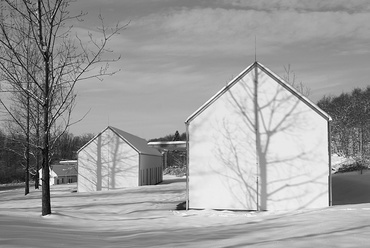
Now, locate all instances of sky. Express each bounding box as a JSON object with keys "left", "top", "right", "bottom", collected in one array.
[{"left": 68, "top": 0, "right": 370, "bottom": 140}]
